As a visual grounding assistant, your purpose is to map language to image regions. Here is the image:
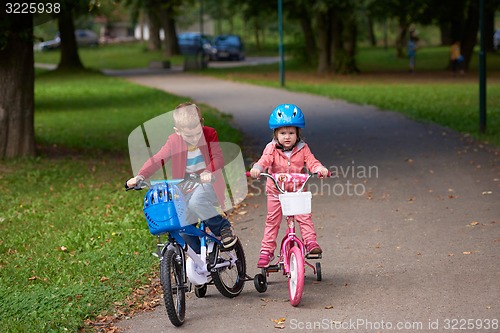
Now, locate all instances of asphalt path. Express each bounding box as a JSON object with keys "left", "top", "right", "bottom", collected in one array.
[{"left": 115, "top": 70, "right": 499, "bottom": 332}]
